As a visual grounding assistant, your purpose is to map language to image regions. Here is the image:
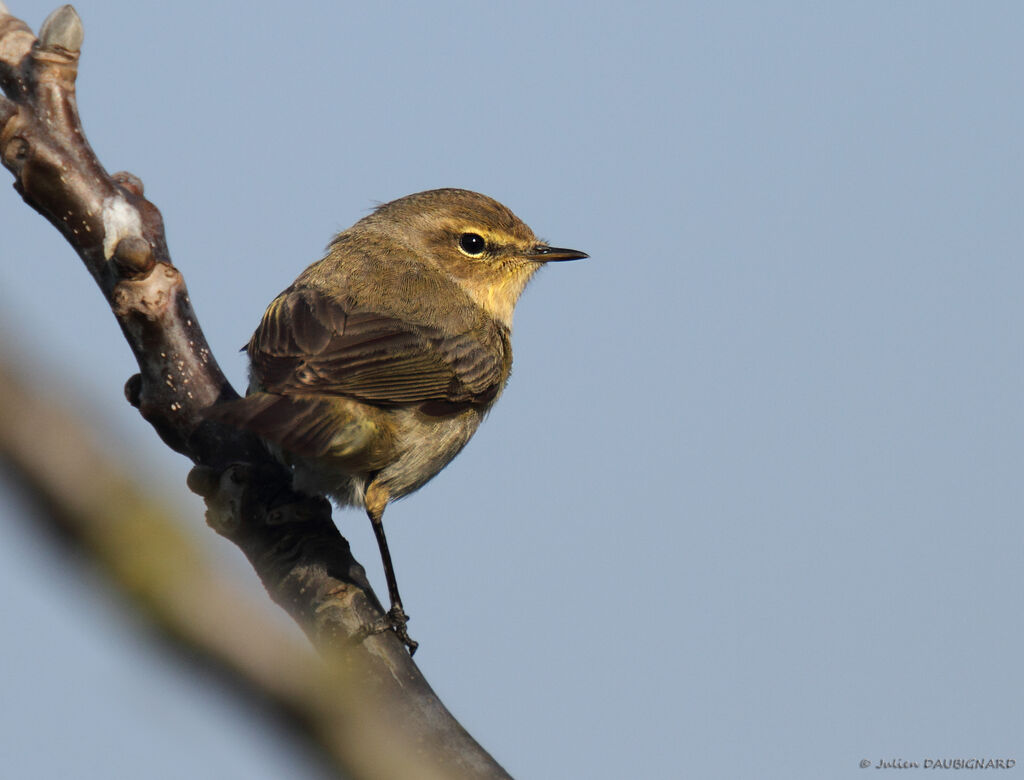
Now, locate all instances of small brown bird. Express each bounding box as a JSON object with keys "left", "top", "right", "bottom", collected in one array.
[{"left": 210, "top": 188, "right": 586, "bottom": 652}]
